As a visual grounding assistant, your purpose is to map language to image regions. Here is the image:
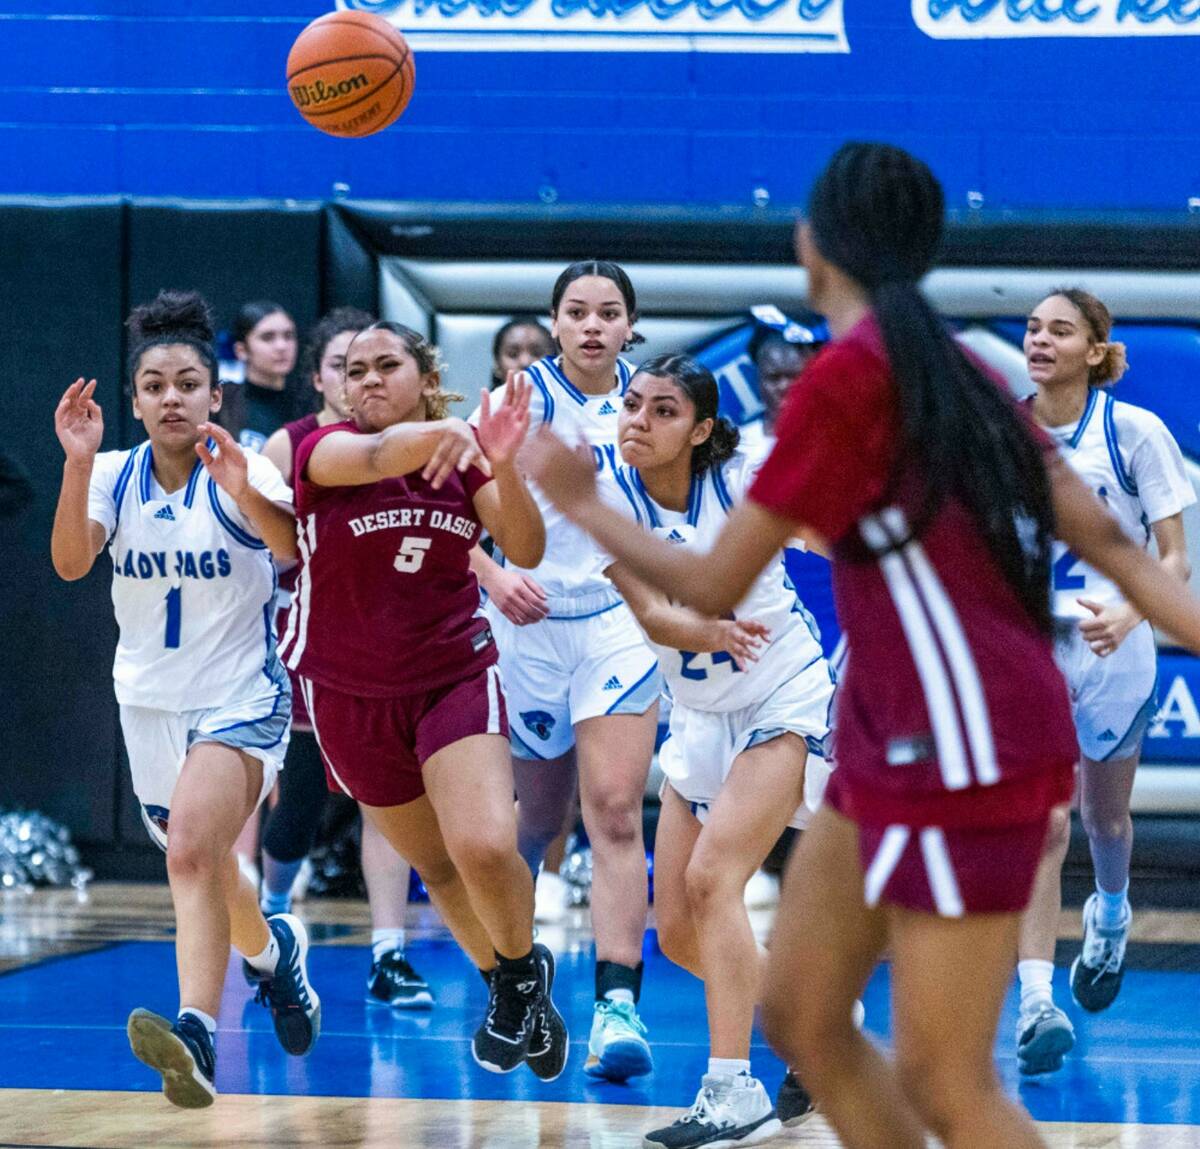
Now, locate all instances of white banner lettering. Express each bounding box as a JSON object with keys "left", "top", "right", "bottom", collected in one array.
[
  {"left": 914, "top": 0, "right": 1200, "bottom": 39},
  {"left": 341, "top": 0, "right": 848, "bottom": 52}
]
